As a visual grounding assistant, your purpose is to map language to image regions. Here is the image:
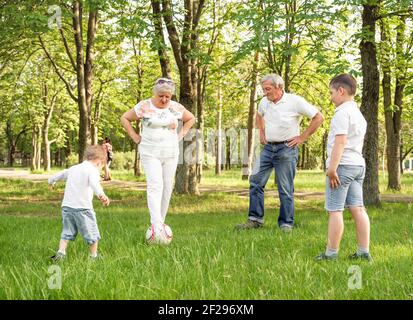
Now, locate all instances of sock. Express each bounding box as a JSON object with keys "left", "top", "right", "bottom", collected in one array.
[
  {"left": 325, "top": 247, "right": 338, "bottom": 257},
  {"left": 90, "top": 253, "right": 98, "bottom": 258},
  {"left": 357, "top": 247, "right": 369, "bottom": 255},
  {"left": 57, "top": 250, "right": 66, "bottom": 255}
]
